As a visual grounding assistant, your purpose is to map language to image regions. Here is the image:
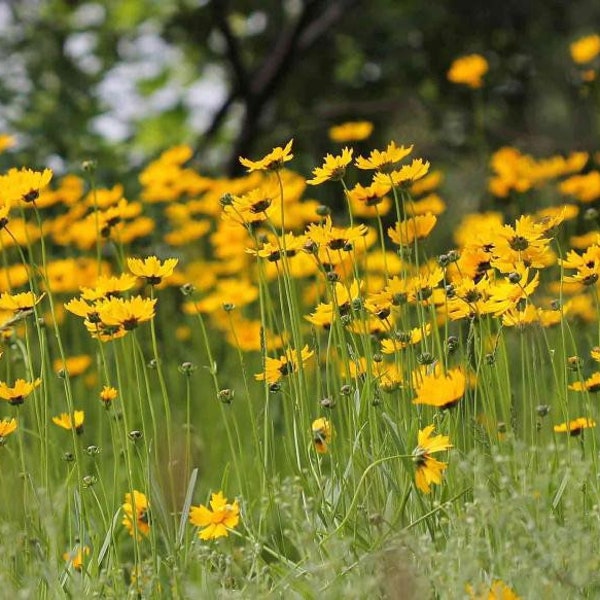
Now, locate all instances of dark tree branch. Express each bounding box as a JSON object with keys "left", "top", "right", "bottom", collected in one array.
[
  {"left": 198, "top": 0, "right": 360, "bottom": 174},
  {"left": 210, "top": 0, "right": 249, "bottom": 97}
]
